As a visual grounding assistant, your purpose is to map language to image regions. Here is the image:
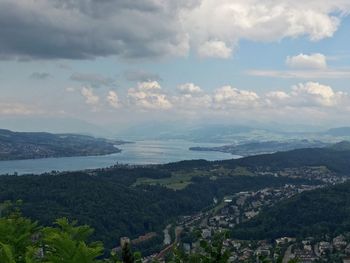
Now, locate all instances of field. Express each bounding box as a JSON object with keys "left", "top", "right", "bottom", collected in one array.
[{"left": 133, "top": 166, "right": 254, "bottom": 190}]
